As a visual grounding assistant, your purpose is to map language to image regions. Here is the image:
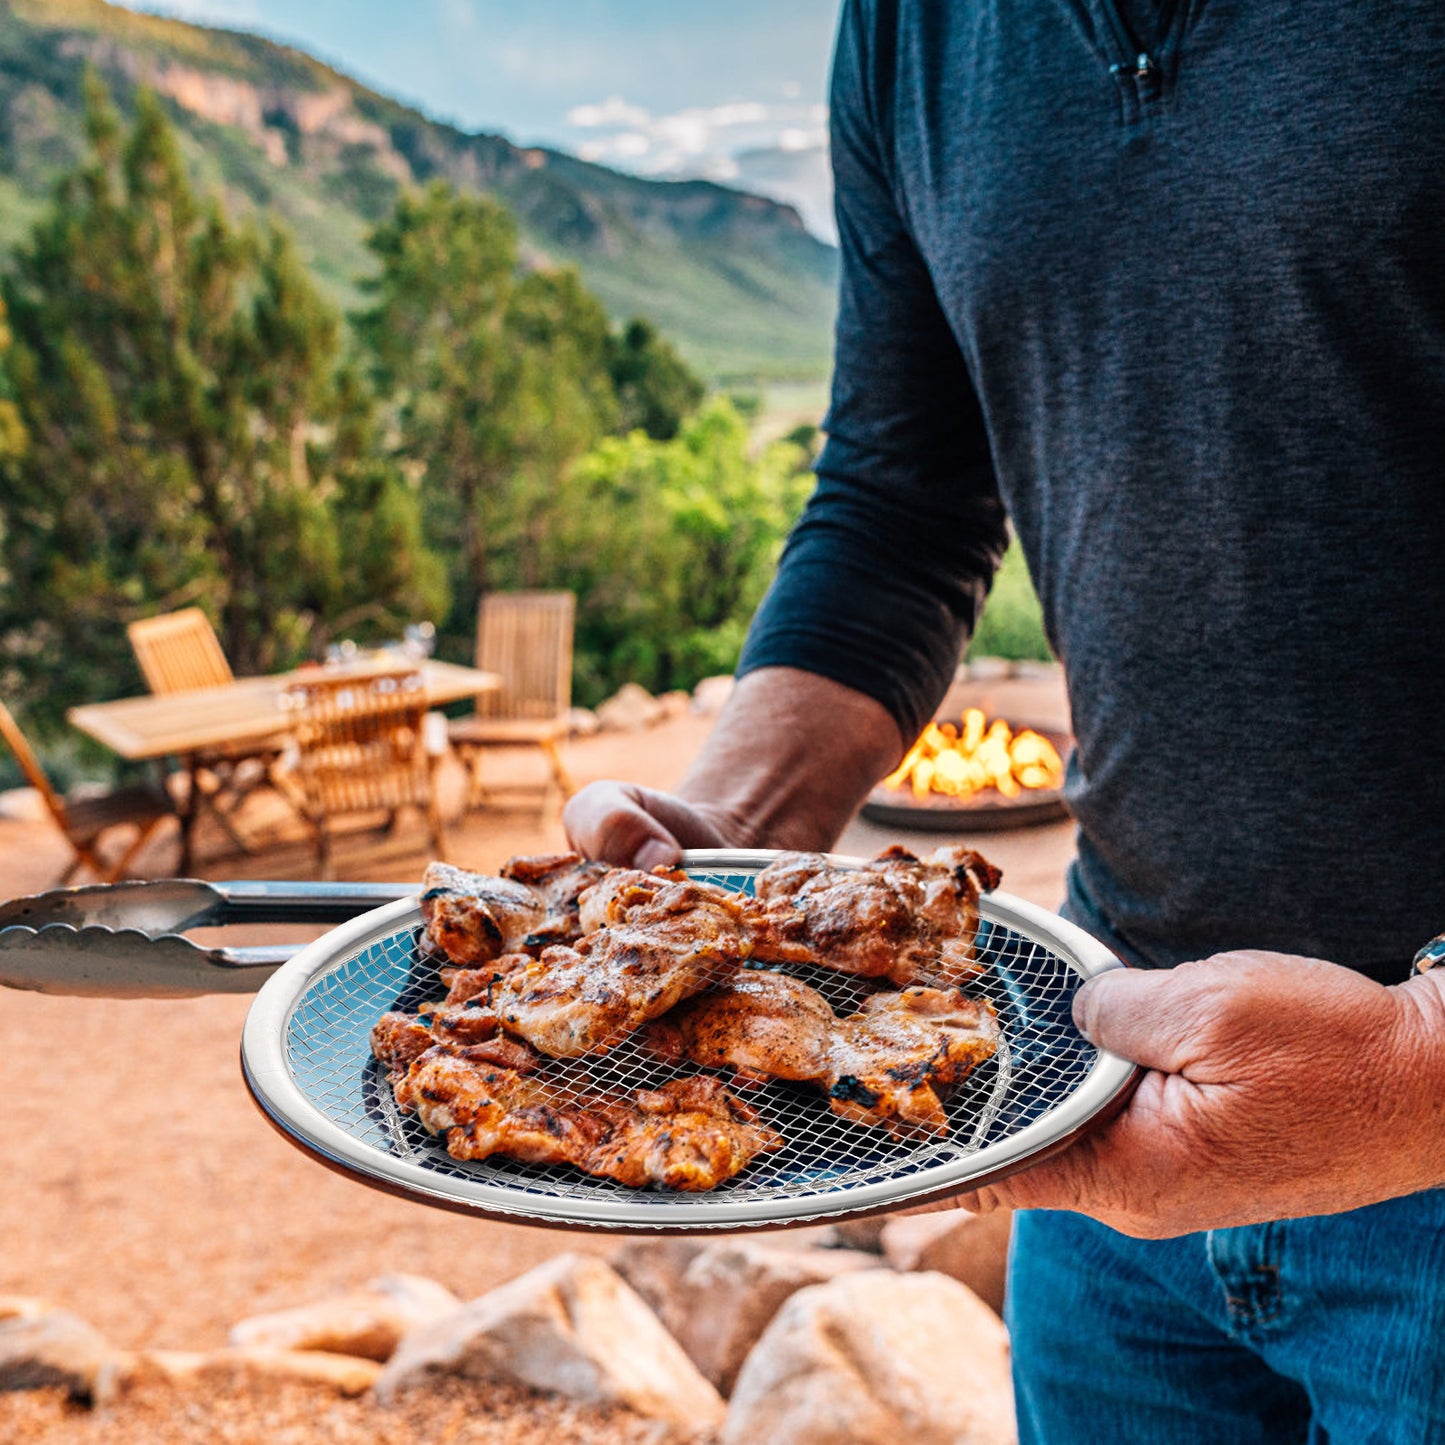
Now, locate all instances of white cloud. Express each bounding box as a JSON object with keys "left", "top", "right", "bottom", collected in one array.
[
  {"left": 561, "top": 92, "right": 828, "bottom": 179},
  {"left": 561, "top": 90, "right": 834, "bottom": 240},
  {"left": 567, "top": 95, "right": 652, "bottom": 130},
  {"left": 702, "top": 101, "right": 769, "bottom": 128},
  {"left": 611, "top": 131, "right": 652, "bottom": 159}
]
